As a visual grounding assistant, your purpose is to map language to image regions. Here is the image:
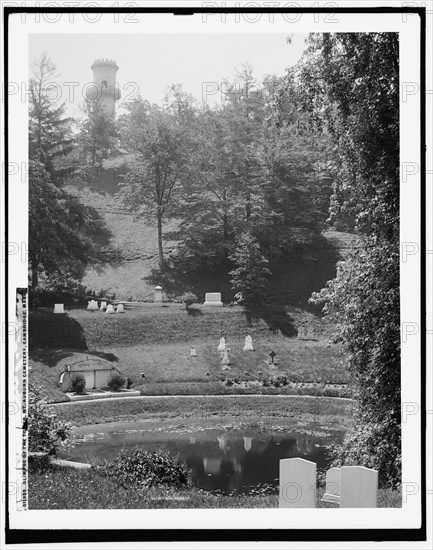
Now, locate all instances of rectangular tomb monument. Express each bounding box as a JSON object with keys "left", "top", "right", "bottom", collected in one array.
[{"left": 203, "top": 292, "right": 223, "bottom": 307}]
